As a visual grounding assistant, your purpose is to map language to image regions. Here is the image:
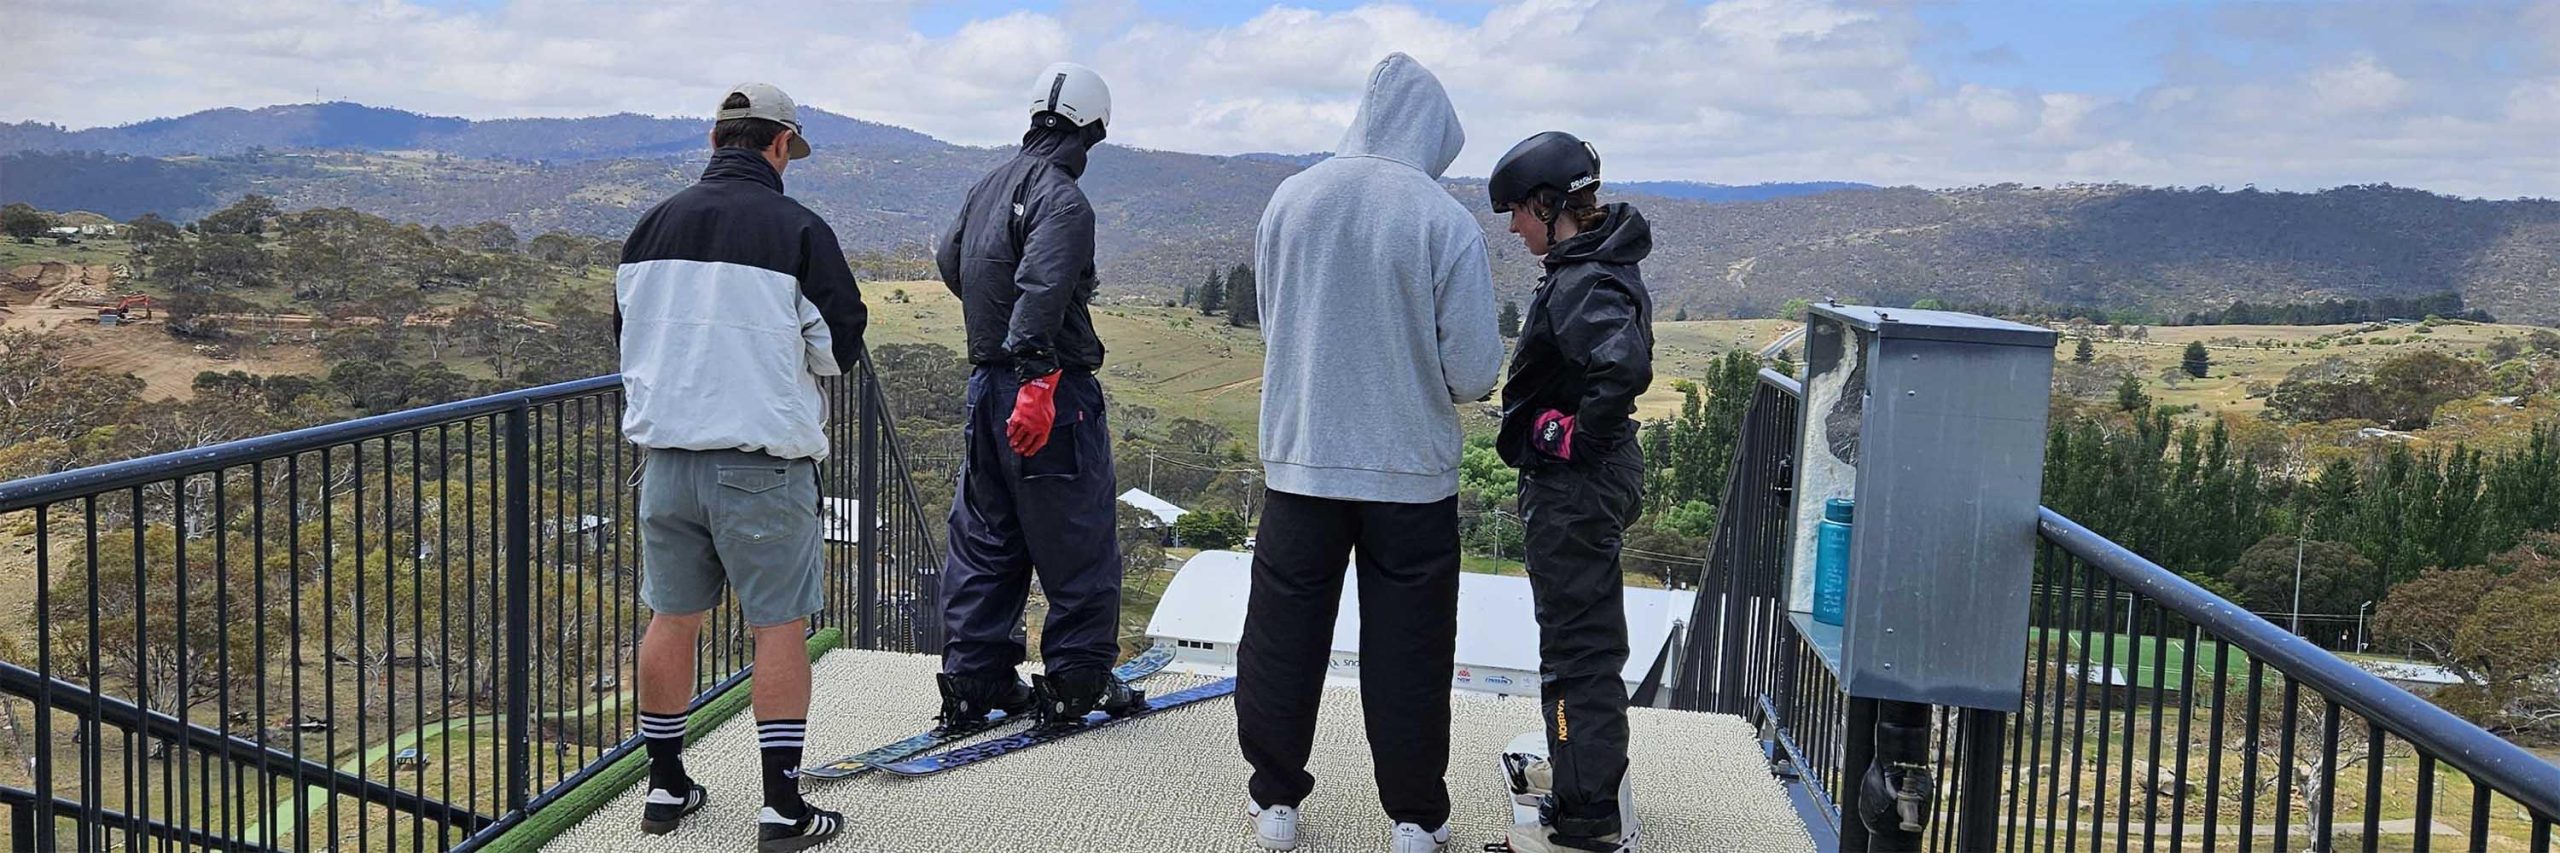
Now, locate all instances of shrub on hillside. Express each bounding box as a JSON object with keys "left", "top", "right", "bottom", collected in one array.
[{"left": 2266, "top": 350, "right": 2488, "bottom": 429}]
